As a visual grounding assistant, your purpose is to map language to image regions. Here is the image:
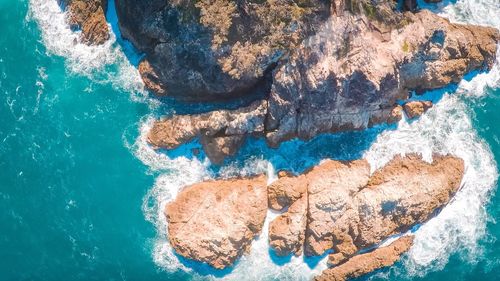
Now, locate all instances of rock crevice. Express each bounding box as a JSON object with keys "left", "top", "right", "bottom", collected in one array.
[{"left": 165, "top": 154, "right": 464, "bottom": 280}]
